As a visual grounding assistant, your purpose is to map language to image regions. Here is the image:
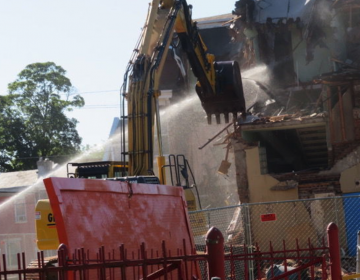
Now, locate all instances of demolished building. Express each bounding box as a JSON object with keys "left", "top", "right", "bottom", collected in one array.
[
  {"left": 225, "top": 0, "right": 360, "bottom": 203},
  {"left": 163, "top": 0, "right": 360, "bottom": 205}
]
